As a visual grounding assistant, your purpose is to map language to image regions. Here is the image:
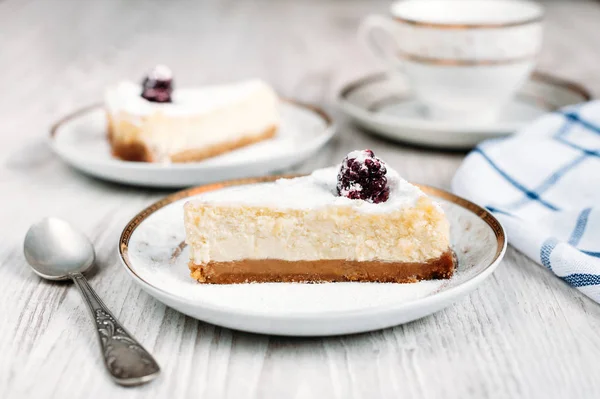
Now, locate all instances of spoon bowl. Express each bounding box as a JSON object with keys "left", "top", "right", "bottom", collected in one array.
[{"left": 24, "top": 217, "right": 95, "bottom": 280}]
